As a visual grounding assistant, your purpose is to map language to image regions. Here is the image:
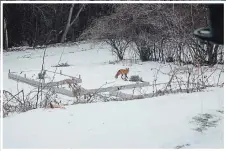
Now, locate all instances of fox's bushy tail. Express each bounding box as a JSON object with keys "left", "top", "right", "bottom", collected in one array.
[{"left": 115, "top": 70, "right": 120, "bottom": 79}]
